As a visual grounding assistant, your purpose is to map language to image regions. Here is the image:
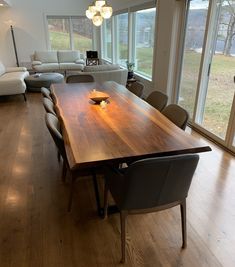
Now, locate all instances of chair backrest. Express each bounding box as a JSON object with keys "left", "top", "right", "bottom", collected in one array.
[
  {"left": 66, "top": 74, "right": 94, "bottom": 83},
  {"left": 119, "top": 154, "right": 199, "bottom": 210},
  {"left": 43, "top": 97, "right": 56, "bottom": 116},
  {"left": 146, "top": 91, "right": 168, "bottom": 111},
  {"left": 128, "top": 81, "right": 144, "bottom": 97},
  {"left": 161, "top": 104, "right": 189, "bottom": 130},
  {"left": 41, "top": 87, "right": 53, "bottom": 101},
  {"left": 45, "top": 113, "right": 67, "bottom": 161}
]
